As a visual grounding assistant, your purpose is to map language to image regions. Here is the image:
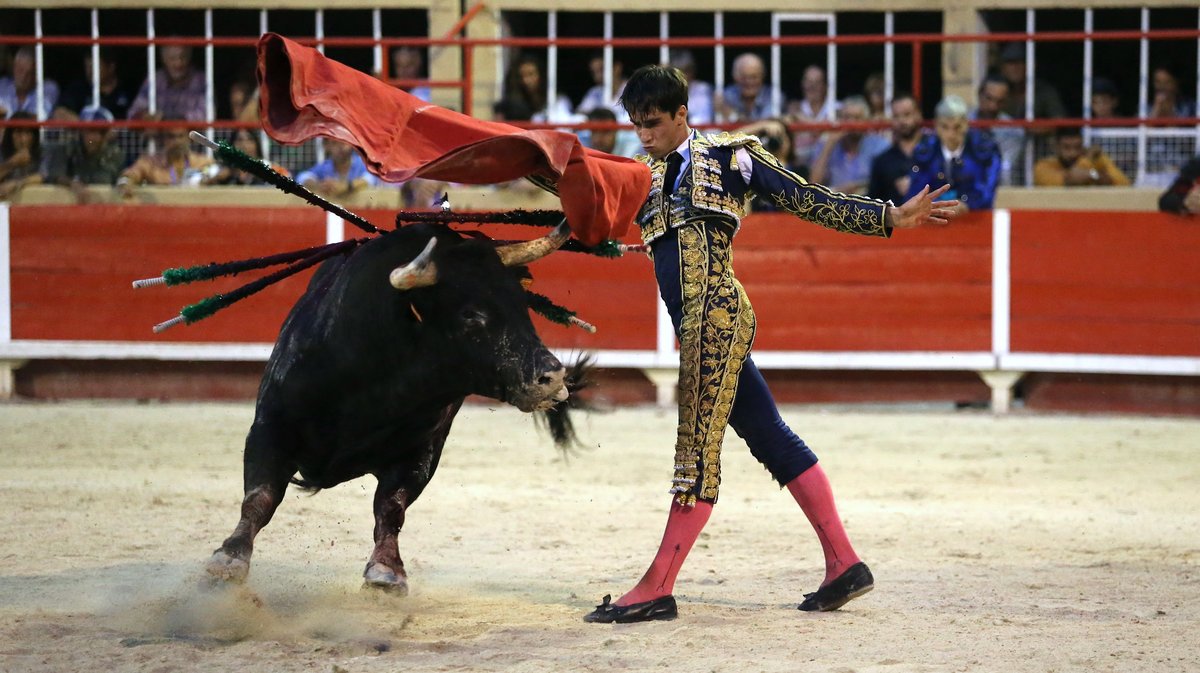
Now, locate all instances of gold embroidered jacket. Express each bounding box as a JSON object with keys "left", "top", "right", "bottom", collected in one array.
[{"left": 634, "top": 131, "right": 892, "bottom": 244}]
